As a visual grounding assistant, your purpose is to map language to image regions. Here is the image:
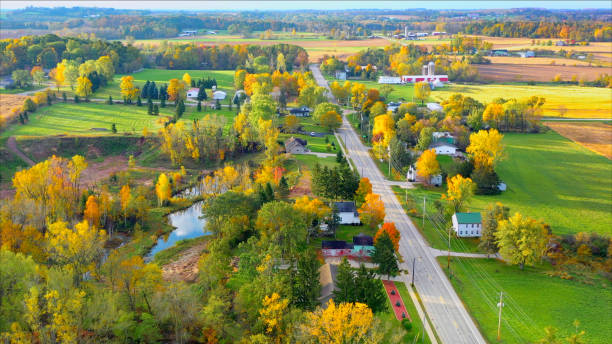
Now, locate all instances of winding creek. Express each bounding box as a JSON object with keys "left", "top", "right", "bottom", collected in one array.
[{"left": 146, "top": 186, "right": 210, "bottom": 260}]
